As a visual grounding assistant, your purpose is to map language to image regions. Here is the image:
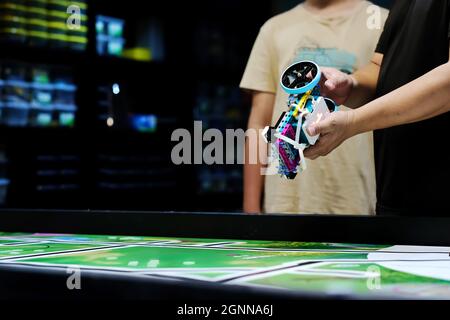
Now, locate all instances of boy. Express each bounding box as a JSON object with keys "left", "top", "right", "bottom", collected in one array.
[{"left": 240, "top": 0, "right": 388, "bottom": 214}]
